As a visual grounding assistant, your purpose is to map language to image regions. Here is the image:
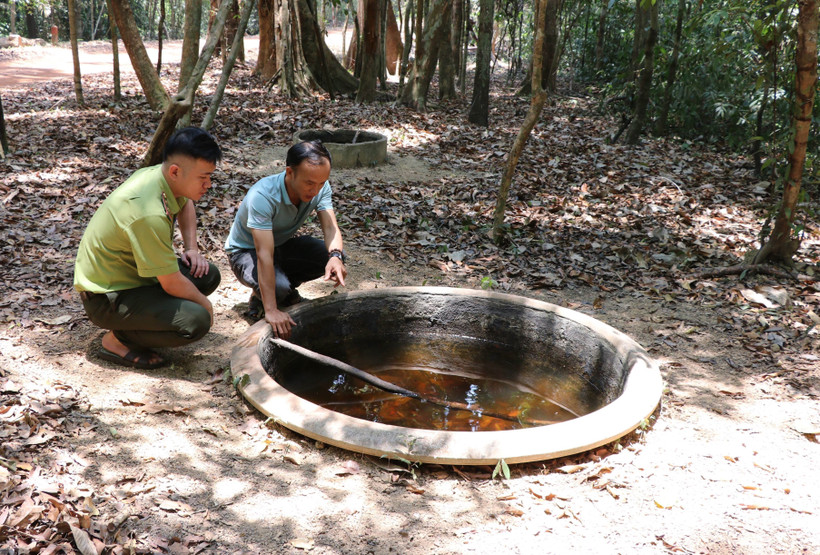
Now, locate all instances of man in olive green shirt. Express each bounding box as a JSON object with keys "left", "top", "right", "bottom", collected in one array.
[{"left": 74, "top": 128, "right": 222, "bottom": 369}]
